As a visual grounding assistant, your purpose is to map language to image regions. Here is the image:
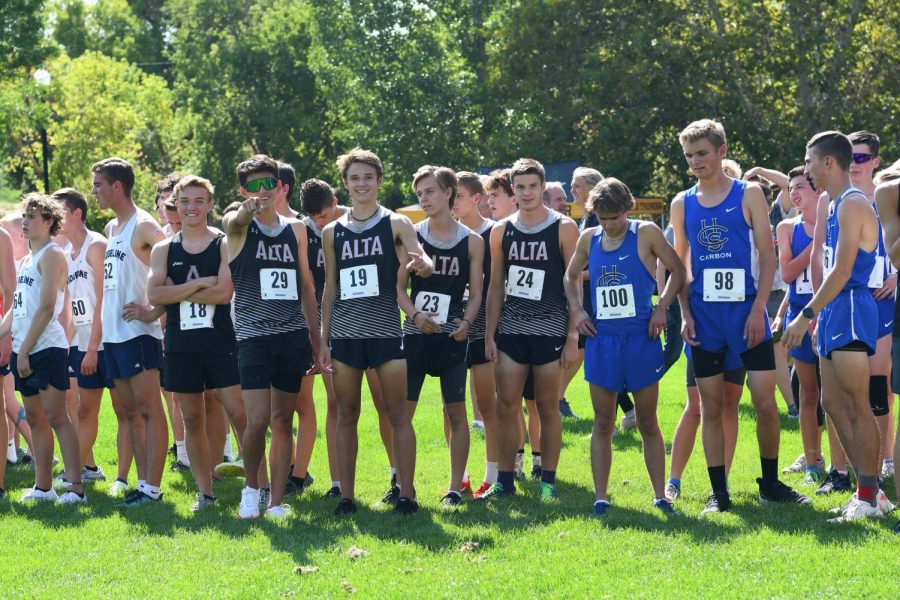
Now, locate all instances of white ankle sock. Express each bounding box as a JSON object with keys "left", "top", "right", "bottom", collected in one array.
[
  {"left": 175, "top": 441, "right": 190, "bottom": 466},
  {"left": 485, "top": 461, "right": 498, "bottom": 484}
]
